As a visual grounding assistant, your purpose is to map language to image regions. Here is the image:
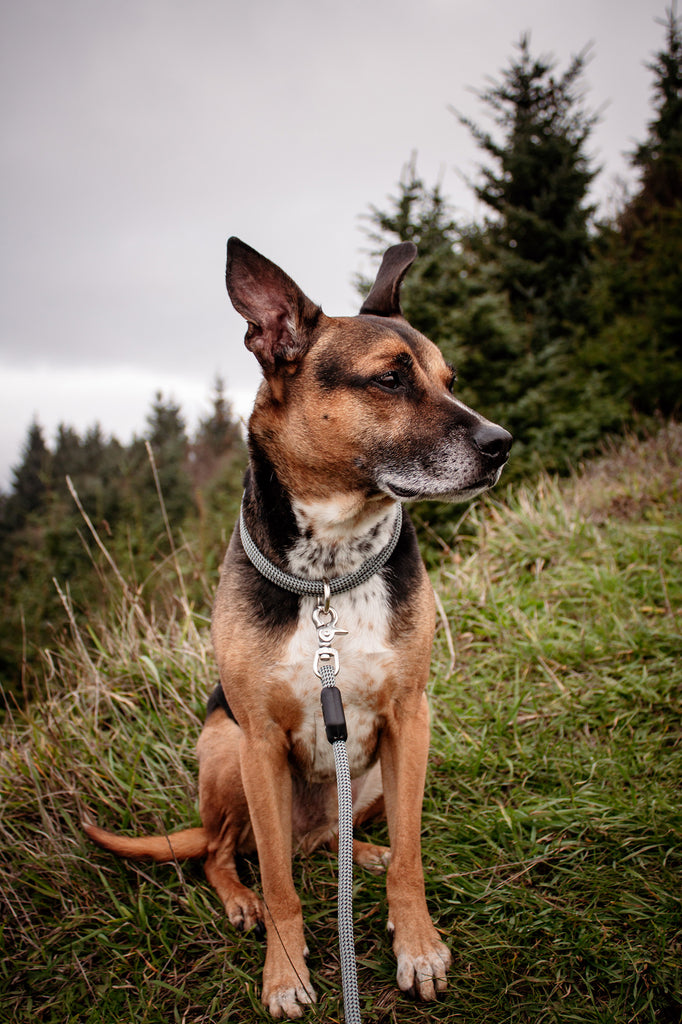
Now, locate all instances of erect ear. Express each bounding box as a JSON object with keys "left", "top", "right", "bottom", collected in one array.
[
  {"left": 359, "top": 241, "right": 417, "bottom": 317},
  {"left": 225, "top": 237, "right": 321, "bottom": 372}
]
